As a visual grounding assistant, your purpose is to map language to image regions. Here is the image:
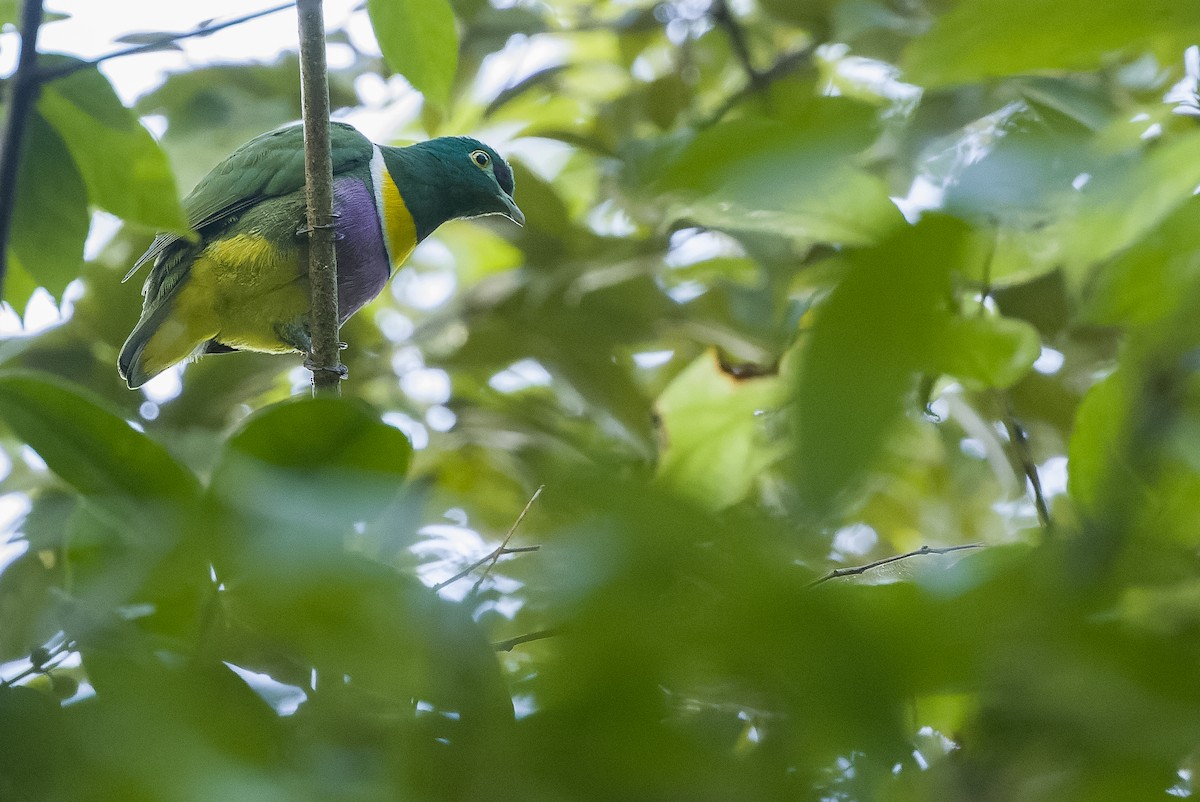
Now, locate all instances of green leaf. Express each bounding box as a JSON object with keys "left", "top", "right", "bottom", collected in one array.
[
  {"left": 1062, "top": 132, "right": 1200, "bottom": 271},
  {"left": 4, "top": 252, "right": 40, "bottom": 315},
  {"left": 7, "top": 112, "right": 89, "bottom": 302},
  {"left": 655, "top": 350, "right": 788, "bottom": 510},
  {"left": 904, "top": 0, "right": 1200, "bottom": 88},
  {"left": 1080, "top": 199, "right": 1200, "bottom": 330},
  {"left": 367, "top": 0, "right": 459, "bottom": 105},
  {"left": 210, "top": 397, "right": 412, "bottom": 532},
  {"left": 0, "top": 552, "right": 57, "bottom": 662},
  {"left": 792, "top": 216, "right": 967, "bottom": 518},
  {"left": 0, "top": 371, "right": 198, "bottom": 528},
  {"left": 656, "top": 100, "right": 903, "bottom": 246},
  {"left": 1068, "top": 368, "right": 1133, "bottom": 515},
  {"left": 36, "top": 58, "right": 186, "bottom": 232},
  {"left": 932, "top": 313, "right": 1041, "bottom": 389}
]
